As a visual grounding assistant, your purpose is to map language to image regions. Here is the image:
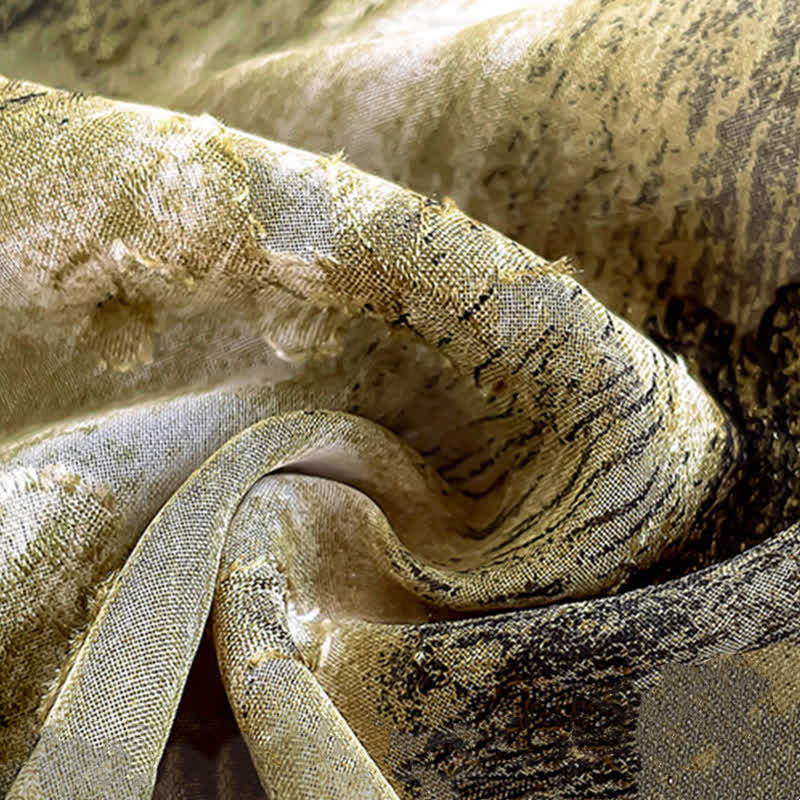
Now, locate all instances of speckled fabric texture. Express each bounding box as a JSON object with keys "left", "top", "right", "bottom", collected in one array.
[{"left": 1, "top": 1, "right": 799, "bottom": 798}]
